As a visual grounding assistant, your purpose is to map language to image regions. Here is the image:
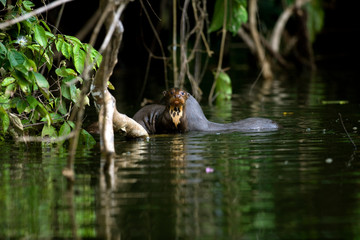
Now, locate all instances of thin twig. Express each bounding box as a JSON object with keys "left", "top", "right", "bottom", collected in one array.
[
  {"left": 248, "top": 67, "right": 264, "bottom": 96},
  {"left": 338, "top": 113, "right": 357, "bottom": 150},
  {"left": 208, "top": 0, "right": 227, "bottom": 105},
  {"left": 172, "top": 0, "right": 179, "bottom": 86},
  {"left": 0, "top": 0, "right": 73, "bottom": 29},
  {"left": 139, "top": 0, "right": 168, "bottom": 89}
]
